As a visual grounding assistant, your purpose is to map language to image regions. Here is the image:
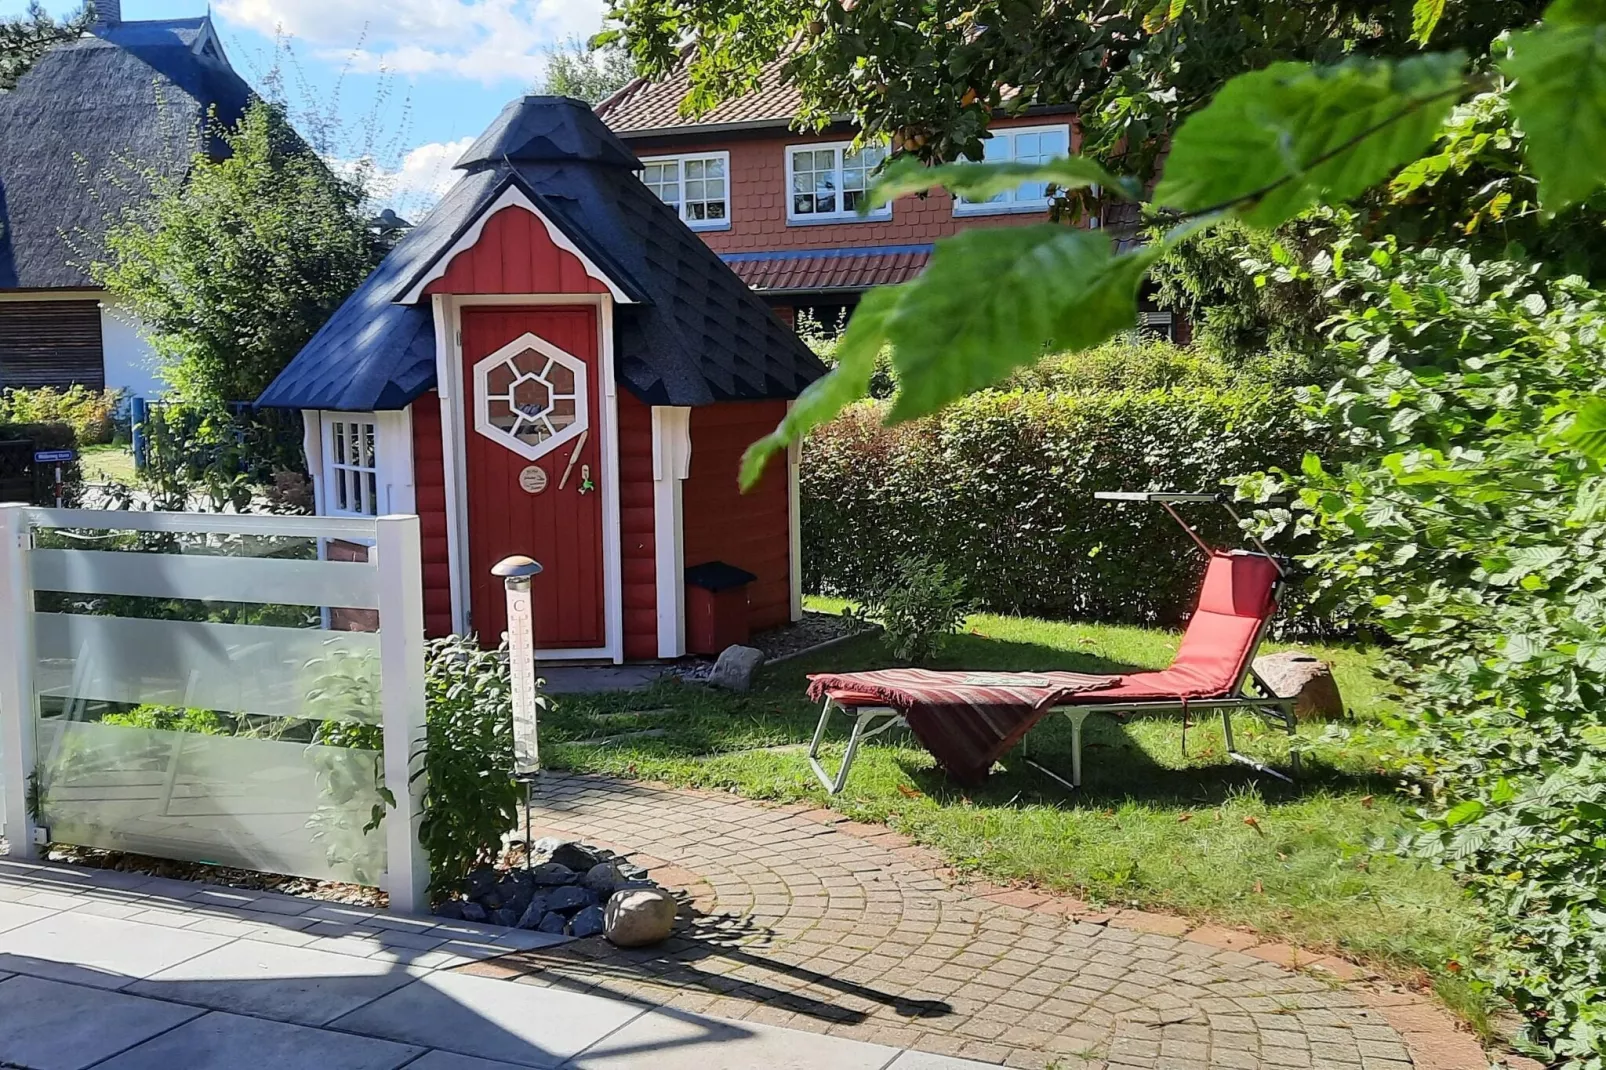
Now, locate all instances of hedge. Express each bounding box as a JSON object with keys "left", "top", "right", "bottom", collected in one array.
[{"left": 802, "top": 387, "right": 1332, "bottom": 626}]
